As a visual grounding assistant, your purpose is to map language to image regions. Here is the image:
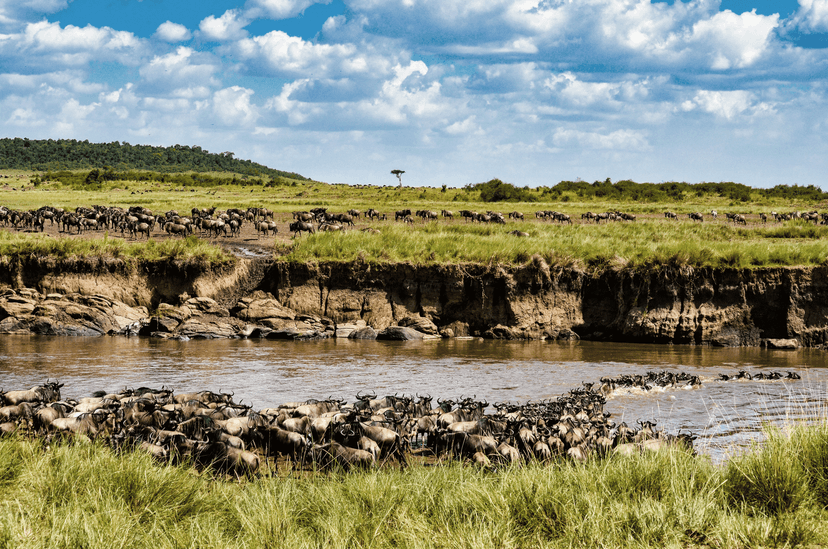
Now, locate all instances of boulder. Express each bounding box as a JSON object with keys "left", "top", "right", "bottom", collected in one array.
[
  {"left": 335, "top": 323, "right": 359, "bottom": 338},
  {"left": 181, "top": 297, "right": 229, "bottom": 317},
  {"left": 484, "top": 325, "right": 519, "bottom": 340},
  {"left": 232, "top": 298, "right": 295, "bottom": 321},
  {"left": 763, "top": 338, "right": 800, "bottom": 350},
  {"left": 155, "top": 303, "right": 191, "bottom": 322},
  {"left": 0, "top": 296, "right": 36, "bottom": 319},
  {"left": 376, "top": 326, "right": 425, "bottom": 341},
  {"left": 149, "top": 316, "right": 181, "bottom": 333},
  {"left": 443, "top": 321, "right": 469, "bottom": 337},
  {"left": 348, "top": 326, "right": 378, "bottom": 340},
  {"left": 398, "top": 315, "right": 439, "bottom": 335},
  {"left": 176, "top": 318, "right": 237, "bottom": 339},
  {"left": 266, "top": 329, "right": 327, "bottom": 340}
]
